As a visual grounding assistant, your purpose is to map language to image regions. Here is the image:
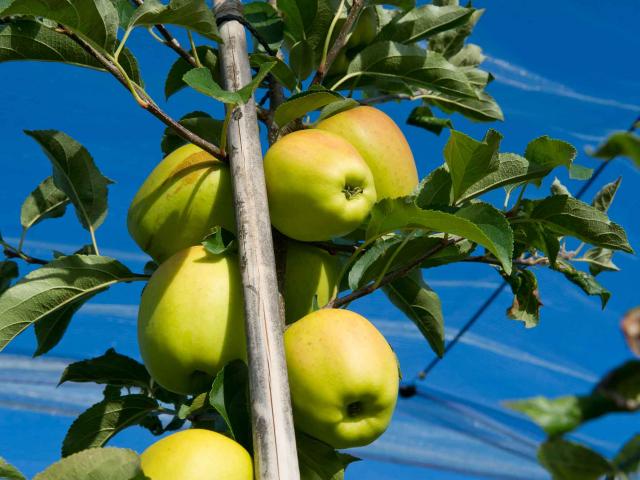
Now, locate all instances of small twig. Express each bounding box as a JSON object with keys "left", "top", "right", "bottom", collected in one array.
[
  {"left": 309, "top": 241, "right": 358, "bottom": 255},
  {"left": 327, "top": 237, "right": 458, "bottom": 308},
  {"left": 3, "top": 246, "right": 48, "bottom": 265},
  {"left": 60, "top": 27, "right": 225, "bottom": 160},
  {"left": 130, "top": 0, "right": 198, "bottom": 66},
  {"left": 311, "top": 0, "right": 365, "bottom": 86}
]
